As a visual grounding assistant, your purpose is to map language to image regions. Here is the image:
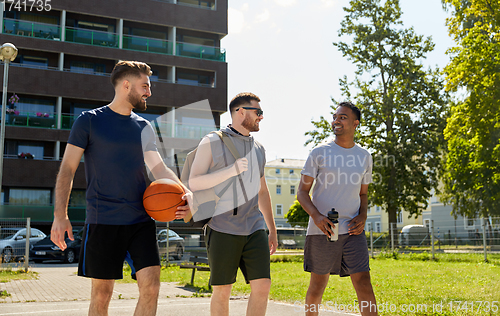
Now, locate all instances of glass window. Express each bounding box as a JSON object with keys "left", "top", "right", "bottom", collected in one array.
[
  {"left": 22, "top": 56, "right": 48, "bottom": 68},
  {"left": 9, "top": 189, "right": 51, "bottom": 205},
  {"left": 366, "top": 222, "right": 372, "bottom": 231},
  {"left": 290, "top": 185, "right": 295, "bottom": 195},
  {"left": 376, "top": 206, "right": 381, "bottom": 212},
  {"left": 15, "top": 98, "right": 55, "bottom": 117},
  {"left": 376, "top": 222, "right": 381, "bottom": 233},
  {"left": 276, "top": 204, "right": 283, "bottom": 216},
  {"left": 276, "top": 185, "right": 281, "bottom": 195},
  {"left": 18, "top": 142, "right": 44, "bottom": 159},
  {"left": 397, "top": 212, "right": 403, "bottom": 224},
  {"left": 69, "top": 189, "right": 86, "bottom": 207},
  {"left": 464, "top": 217, "right": 475, "bottom": 230}
]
